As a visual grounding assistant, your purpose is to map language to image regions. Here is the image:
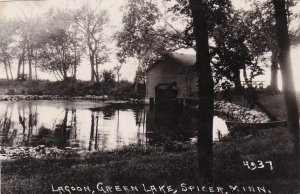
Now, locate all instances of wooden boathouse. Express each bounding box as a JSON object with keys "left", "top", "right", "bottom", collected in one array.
[{"left": 146, "top": 53, "right": 198, "bottom": 104}]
